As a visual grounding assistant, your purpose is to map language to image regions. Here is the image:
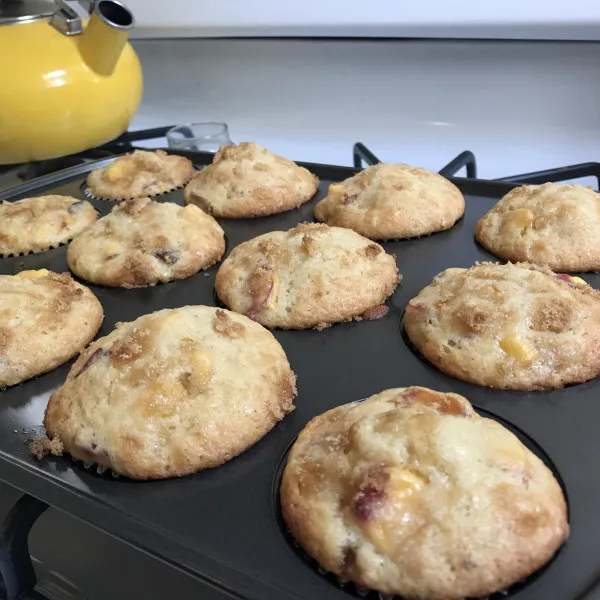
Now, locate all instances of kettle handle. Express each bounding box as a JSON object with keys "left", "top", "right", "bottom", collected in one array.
[{"left": 50, "top": 0, "right": 94, "bottom": 36}]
